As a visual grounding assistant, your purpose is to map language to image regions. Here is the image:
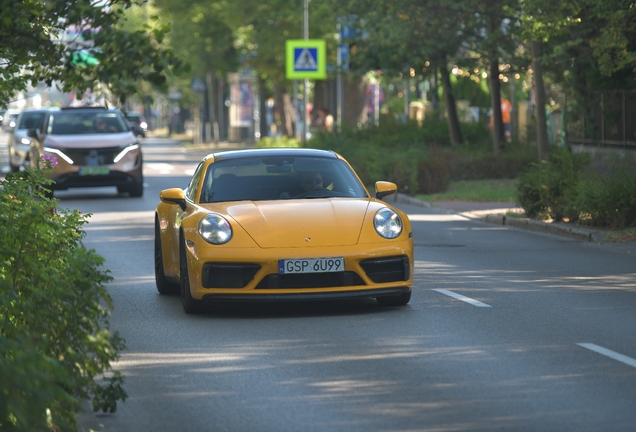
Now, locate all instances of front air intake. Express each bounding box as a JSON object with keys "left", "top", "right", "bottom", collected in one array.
[
  {"left": 202, "top": 263, "right": 261, "bottom": 288},
  {"left": 360, "top": 256, "right": 409, "bottom": 283}
]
